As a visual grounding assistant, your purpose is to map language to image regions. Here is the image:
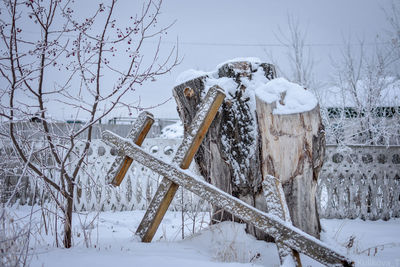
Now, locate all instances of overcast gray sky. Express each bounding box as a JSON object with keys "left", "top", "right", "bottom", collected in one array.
[
  {"left": 6, "top": 0, "right": 392, "bottom": 121},
  {"left": 130, "top": 0, "right": 392, "bottom": 119}
]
